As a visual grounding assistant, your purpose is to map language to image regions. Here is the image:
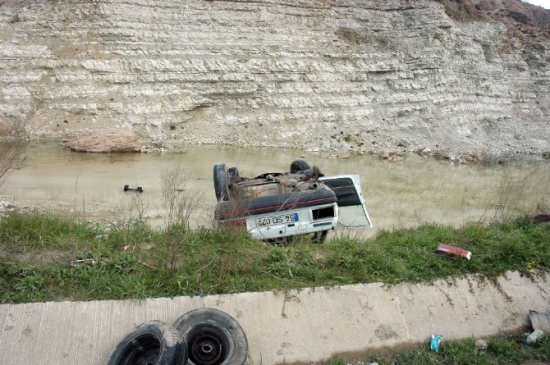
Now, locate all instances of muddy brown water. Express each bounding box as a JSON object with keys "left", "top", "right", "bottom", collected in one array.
[{"left": 2, "top": 143, "right": 549, "bottom": 239}]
